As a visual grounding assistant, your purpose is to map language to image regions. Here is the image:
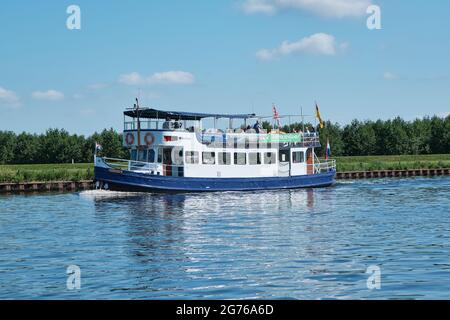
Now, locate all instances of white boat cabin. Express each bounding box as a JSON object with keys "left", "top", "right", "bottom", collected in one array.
[{"left": 102, "top": 107, "right": 333, "bottom": 178}]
